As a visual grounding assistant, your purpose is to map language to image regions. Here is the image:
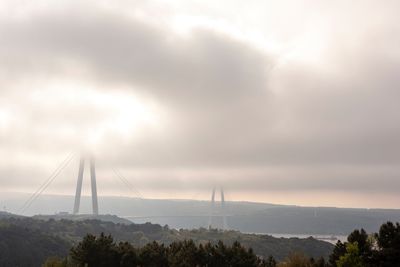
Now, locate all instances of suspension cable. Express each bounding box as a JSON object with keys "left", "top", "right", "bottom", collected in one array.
[
  {"left": 20, "top": 152, "right": 76, "bottom": 214},
  {"left": 111, "top": 167, "right": 143, "bottom": 199}
]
